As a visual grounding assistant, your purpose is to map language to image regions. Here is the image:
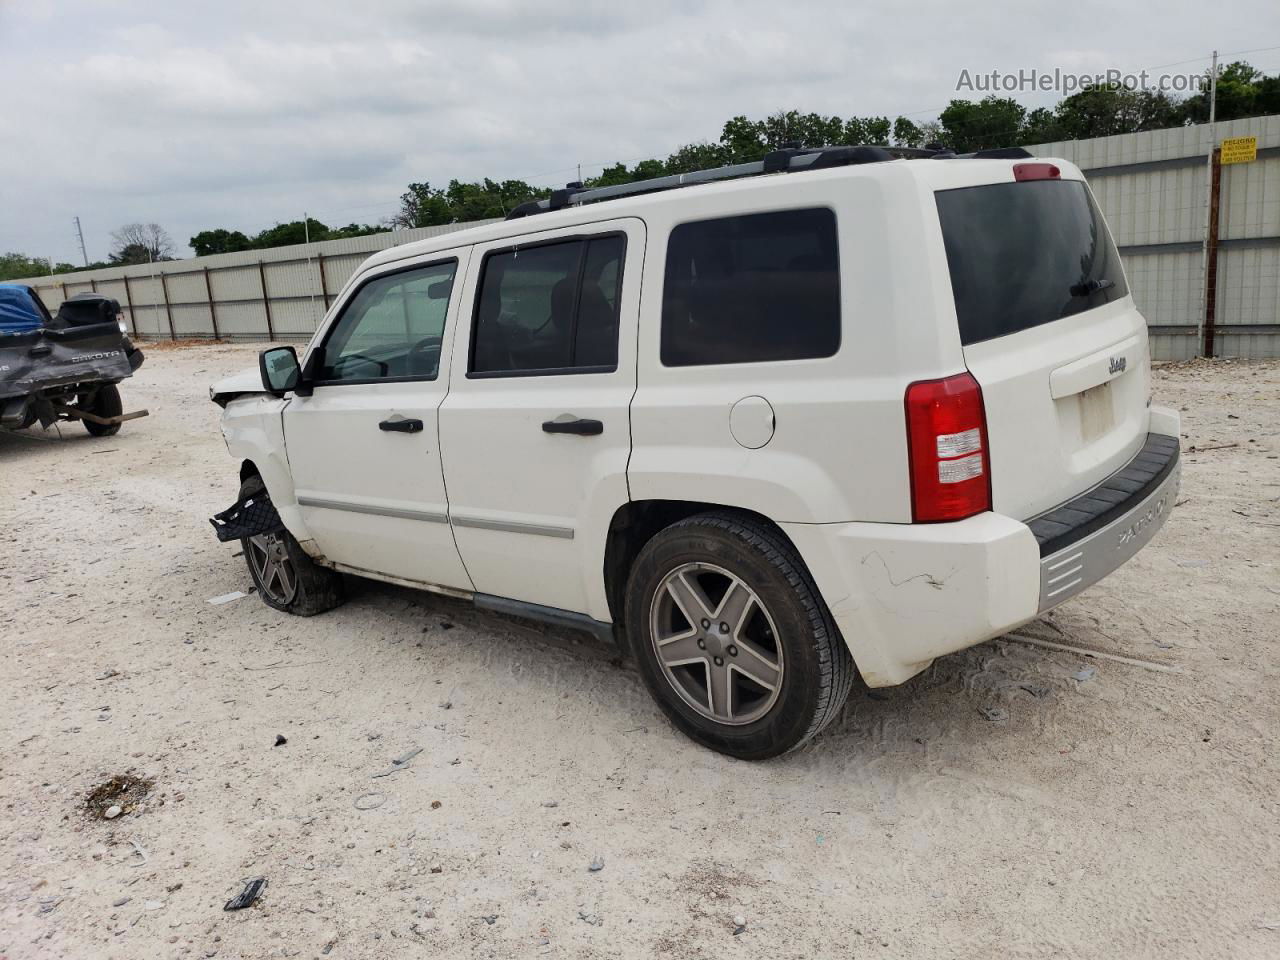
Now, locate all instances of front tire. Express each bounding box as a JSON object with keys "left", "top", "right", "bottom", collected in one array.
[
  {"left": 625, "top": 512, "right": 854, "bottom": 759},
  {"left": 238, "top": 477, "right": 345, "bottom": 616}
]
